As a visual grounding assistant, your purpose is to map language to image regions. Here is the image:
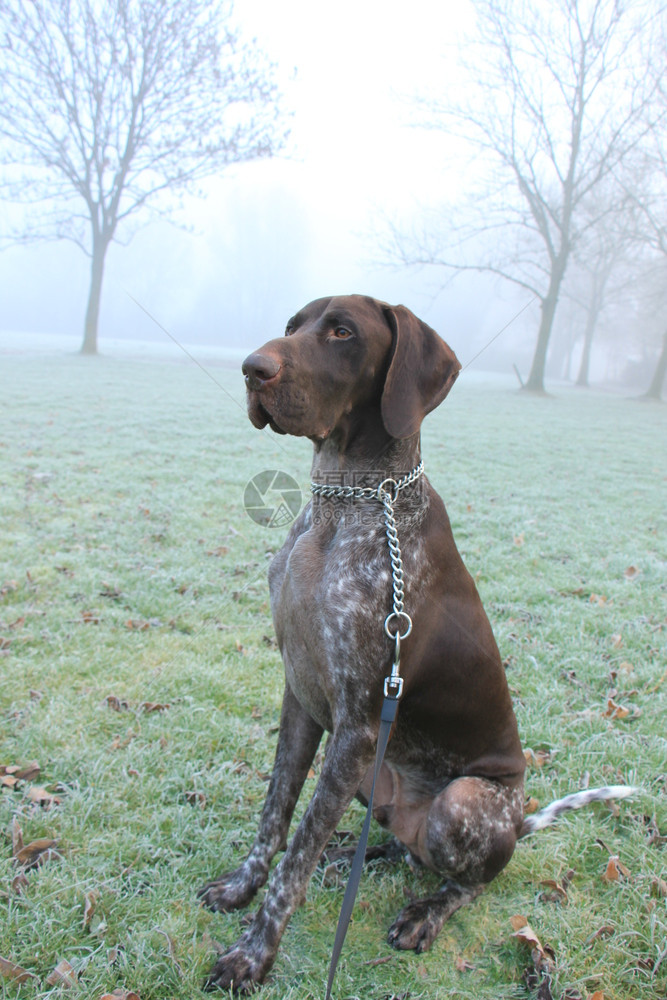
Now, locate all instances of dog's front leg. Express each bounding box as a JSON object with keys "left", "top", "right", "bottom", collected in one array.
[
  {"left": 199, "top": 683, "right": 323, "bottom": 913},
  {"left": 204, "top": 723, "right": 376, "bottom": 993}
]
